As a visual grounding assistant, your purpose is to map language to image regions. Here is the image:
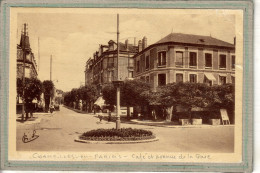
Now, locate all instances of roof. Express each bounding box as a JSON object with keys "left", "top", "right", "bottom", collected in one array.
[
  {"left": 19, "top": 34, "right": 31, "bottom": 50},
  {"left": 156, "top": 33, "right": 235, "bottom": 48},
  {"left": 118, "top": 42, "right": 138, "bottom": 52}
]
